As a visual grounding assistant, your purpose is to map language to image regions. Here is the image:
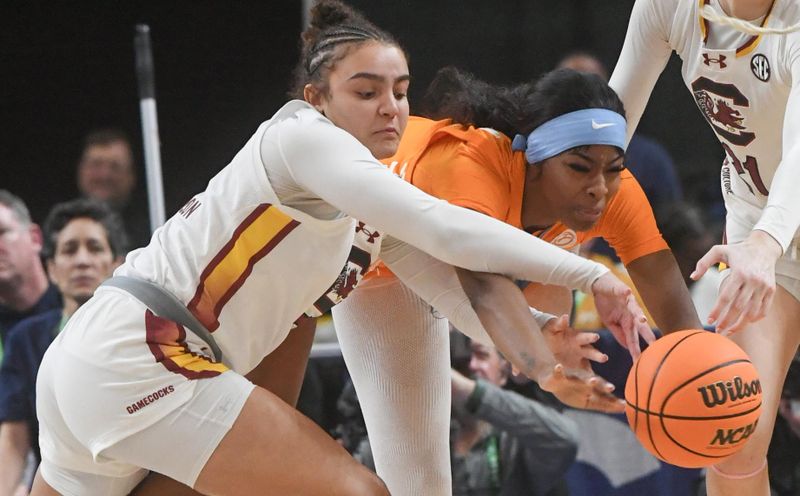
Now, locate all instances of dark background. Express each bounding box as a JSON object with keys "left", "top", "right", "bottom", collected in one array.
[{"left": 2, "top": 0, "right": 723, "bottom": 228}]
